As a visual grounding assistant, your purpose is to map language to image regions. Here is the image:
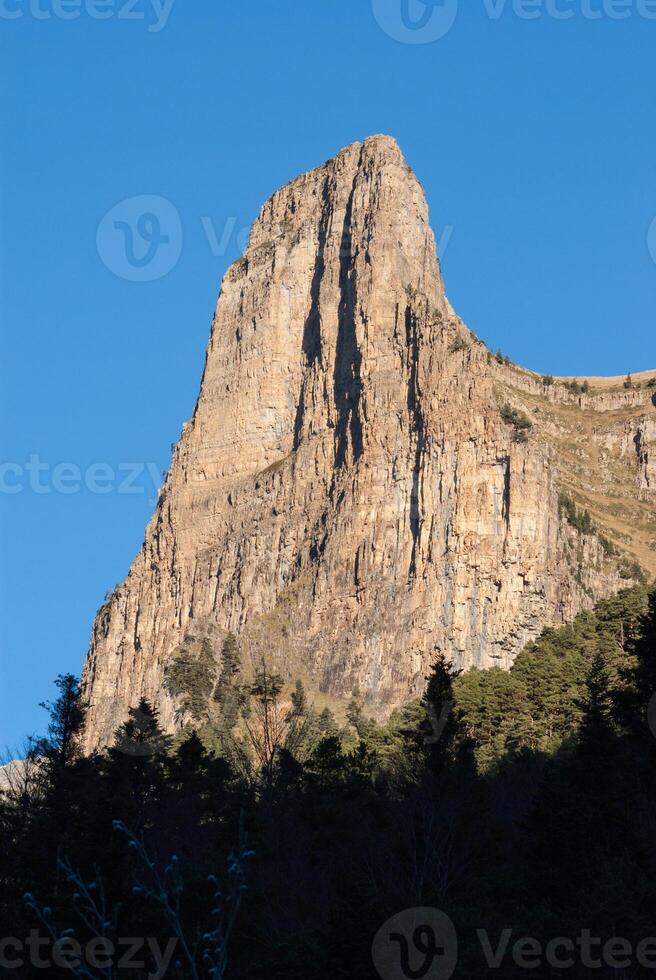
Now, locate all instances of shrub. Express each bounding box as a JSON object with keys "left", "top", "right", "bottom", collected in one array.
[
  {"left": 542, "top": 375, "right": 554, "bottom": 387},
  {"left": 500, "top": 403, "right": 532, "bottom": 429},
  {"left": 599, "top": 535, "right": 616, "bottom": 558},
  {"left": 500, "top": 403, "right": 533, "bottom": 444},
  {"left": 624, "top": 373, "right": 633, "bottom": 390},
  {"left": 164, "top": 635, "right": 218, "bottom": 721},
  {"left": 619, "top": 559, "right": 646, "bottom": 582},
  {"left": 558, "top": 491, "right": 594, "bottom": 535},
  {"left": 449, "top": 336, "right": 470, "bottom": 354},
  {"left": 563, "top": 379, "right": 590, "bottom": 395}
]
